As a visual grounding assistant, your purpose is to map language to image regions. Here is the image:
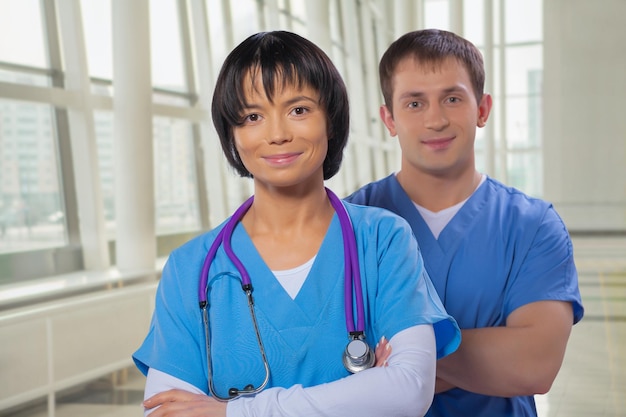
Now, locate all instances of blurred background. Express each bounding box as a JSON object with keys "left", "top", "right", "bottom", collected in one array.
[{"left": 0, "top": 0, "right": 624, "bottom": 416}]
